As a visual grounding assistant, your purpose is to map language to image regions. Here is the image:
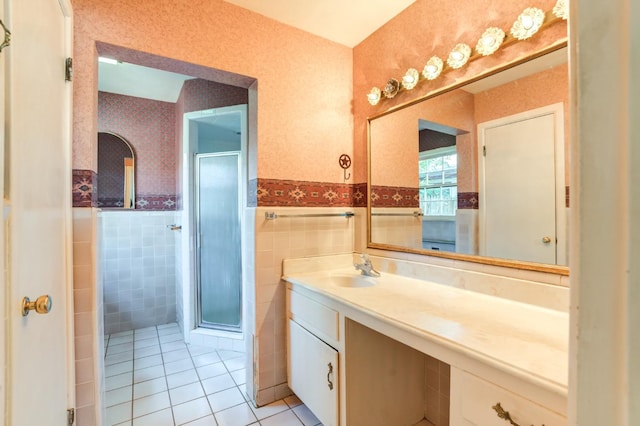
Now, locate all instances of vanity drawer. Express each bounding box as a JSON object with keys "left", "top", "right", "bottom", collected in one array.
[
  {"left": 450, "top": 368, "right": 566, "bottom": 426},
  {"left": 288, "top": 288, "right": 339, "bottom": 344}
]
